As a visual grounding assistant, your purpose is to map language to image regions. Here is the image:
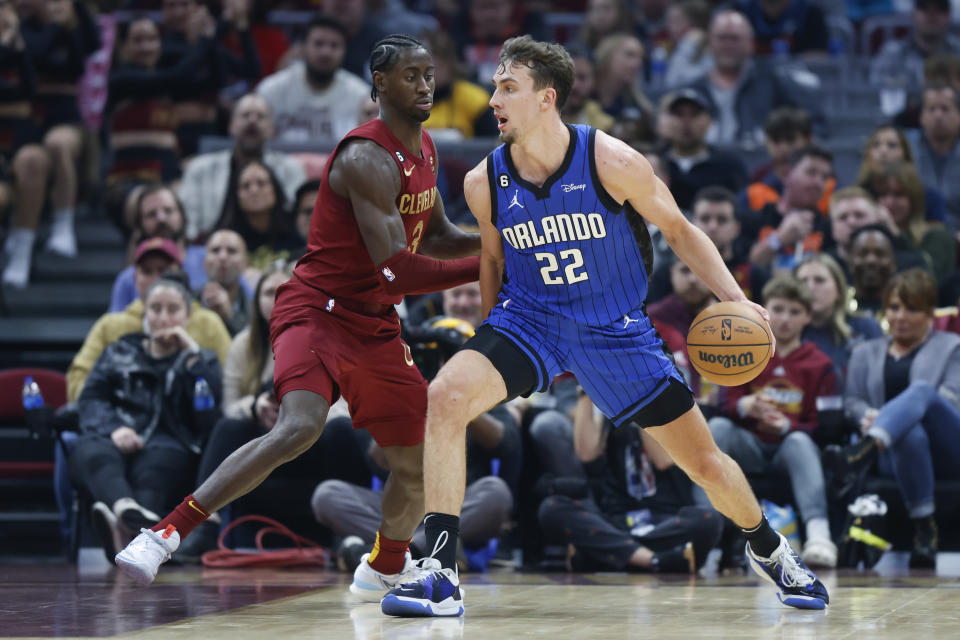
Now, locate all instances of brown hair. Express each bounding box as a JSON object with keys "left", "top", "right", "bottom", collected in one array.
[
  {"left": 882, "top": 268, "right": 938, "bottom": 315},
  {"left": 762, "top": 275, "right": 813, "bottom": 312},
  {"left": 861, "top": 161, "right": 927, "bottom": 244},
  {"left": 499, "top": 35, "right": 575, "bottom": 112},
  {"left": 857, "top": 126, "right": 914, "bottom": 184},
  {"left": 239, "top": 261, "right": 294, "bottom": 397}
]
